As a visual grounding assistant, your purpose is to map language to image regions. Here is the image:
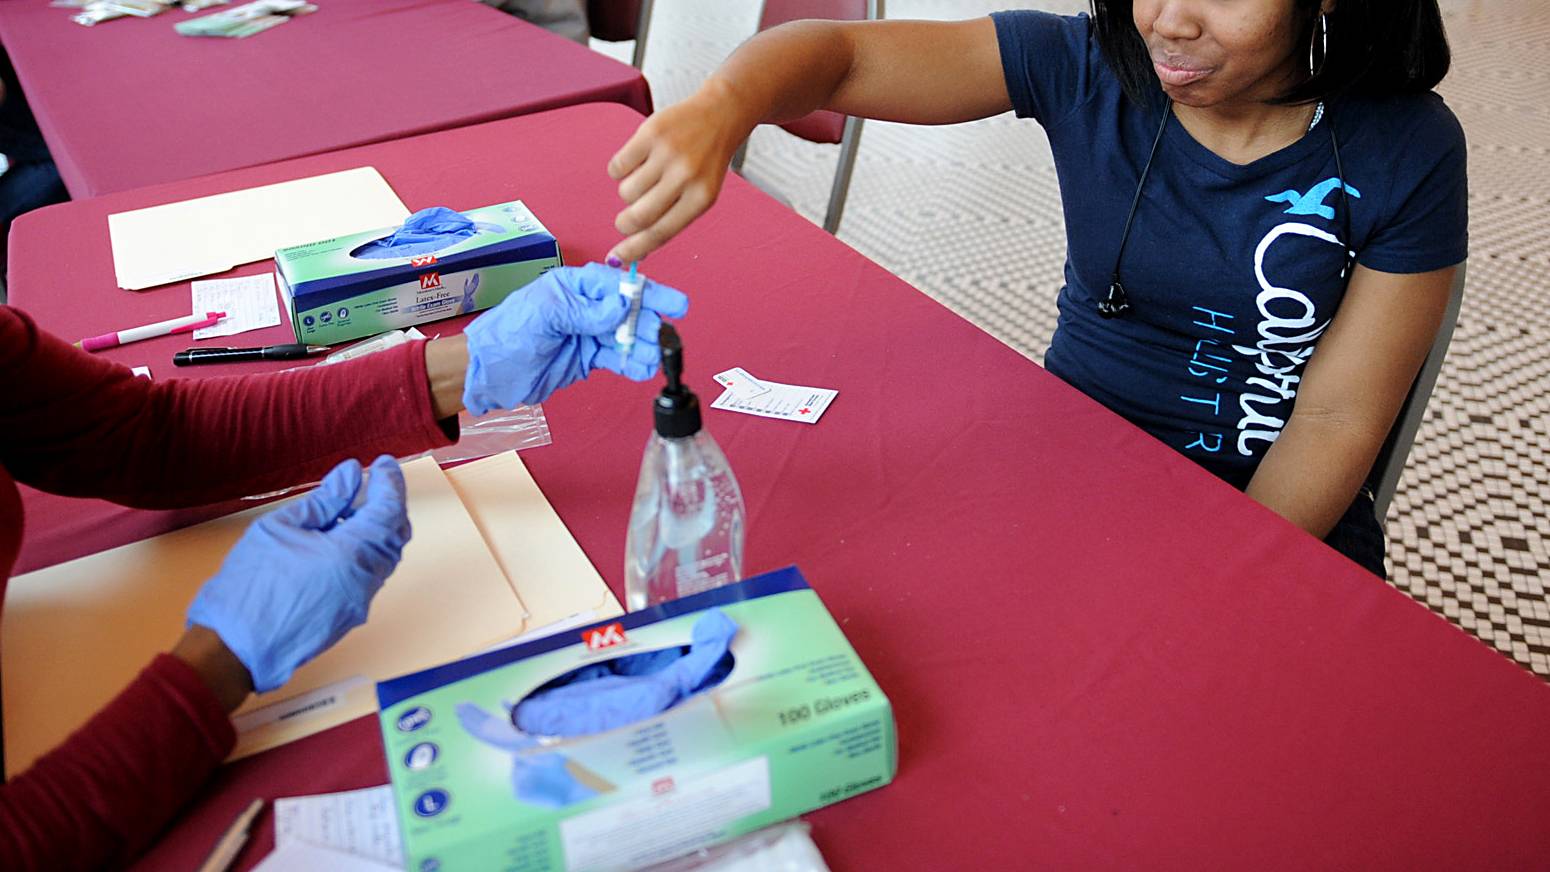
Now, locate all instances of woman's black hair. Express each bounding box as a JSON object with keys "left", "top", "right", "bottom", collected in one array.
[{"left": 1088, "top": 0, "right": 1452, "bottom": 107}]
